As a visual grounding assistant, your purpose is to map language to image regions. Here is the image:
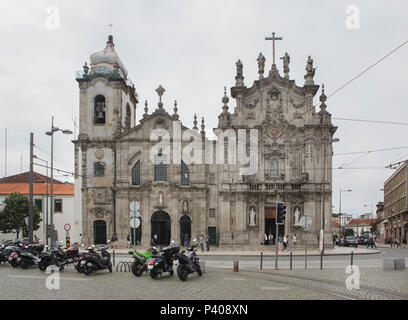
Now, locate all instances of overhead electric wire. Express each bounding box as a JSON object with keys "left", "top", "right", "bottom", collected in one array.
[
  {"left": 333, "top": 117, "right": 408, "bottom": 126},
  {"left": 327, "top": 39, "right": 408, "bottom": 99}
]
